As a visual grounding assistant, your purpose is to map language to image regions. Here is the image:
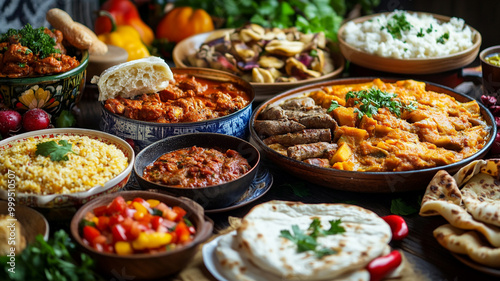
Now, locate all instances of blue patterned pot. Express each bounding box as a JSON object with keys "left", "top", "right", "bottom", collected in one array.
[
  {"left": 100, "top": 68, "right": 255, "bottom": 151},
  {"left": 0, "top": 50, "right": 89, "bottom": 121}
]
